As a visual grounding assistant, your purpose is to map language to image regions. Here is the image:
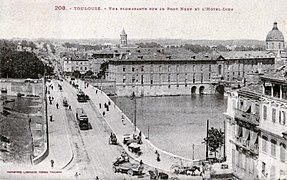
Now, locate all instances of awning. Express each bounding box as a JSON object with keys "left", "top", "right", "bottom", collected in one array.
[
  {"left": 236, "top": 125, "right": 243, "bottom": 137},
  {"left": 250, "top": 131, "right": 258, "bottom": 145},
  {"left": 243, "top": 128, "right": 250, "bottom": 141}
]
